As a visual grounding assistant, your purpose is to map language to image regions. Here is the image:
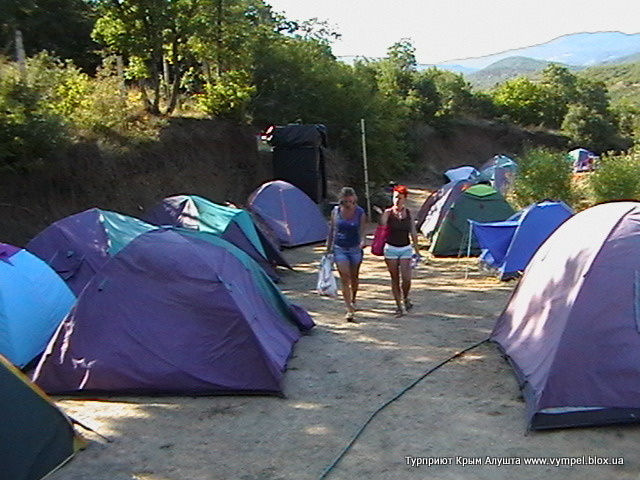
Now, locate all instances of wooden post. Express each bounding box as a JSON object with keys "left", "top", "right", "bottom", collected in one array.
[{"left": 360, "top": 118, "right": 372, "bottom": 217}]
